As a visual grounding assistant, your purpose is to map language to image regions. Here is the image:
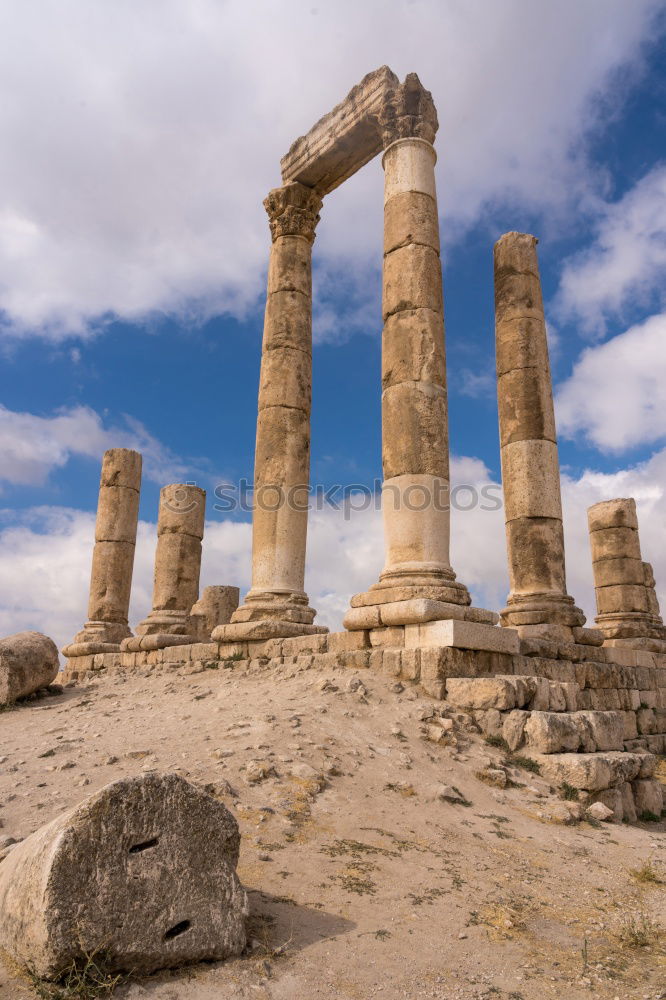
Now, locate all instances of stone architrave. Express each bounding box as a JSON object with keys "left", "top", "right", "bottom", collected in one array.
[
  {"left": 125, "top": 484, "right": 206, "bottom": 651},
  {"left": 62, "top": 448, "right": 142, "bottom": 657},
  {"left": 0, "top": 773, "right": 247, "bottom": 979},
  {"left": 494, "top": 232, "right": 585, "bottom": 635},
  {"left": 588, "top": 497, "right": 666, "bottom": 645}
]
